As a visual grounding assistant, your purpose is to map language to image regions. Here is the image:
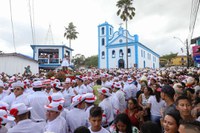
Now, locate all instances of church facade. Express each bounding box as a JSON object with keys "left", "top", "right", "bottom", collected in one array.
[{"left": 98, "top": 22, "right": 160, "bottom": 69}]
